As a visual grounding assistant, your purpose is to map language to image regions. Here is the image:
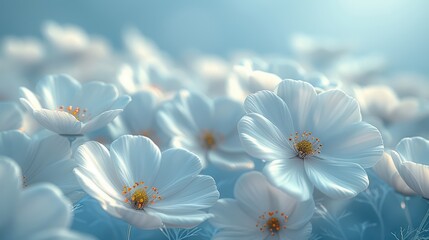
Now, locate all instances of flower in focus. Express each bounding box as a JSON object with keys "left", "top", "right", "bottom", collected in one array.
[
  {"left": 372, "top": 151, "right": 416, "bottom": 196},
  {"left": 19, "top": 74, "right": 131, "bottom": 136},
  {"left": 73, "top": 135, "right": 219, "bottom": 229},
  {"left": 0, "top": 156, "right": 94, "bottom": 240},
  {"left": 157, "top": 91, "right": 254, "bottom": 170},
  {"left": 210, "top": 171, "right": 314, "bottom": 240},
  {"left": 391, "top": 137, "right": 429, "bottom": 199},
  {"left": 238, "top": 79, "right": 384, "bottom": 200},
  {"left": 0, "top": 102, "right": 23, "bottom": 131},
  {"left": 0, "top": 130, "right": 84, "bottom": 203}
]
